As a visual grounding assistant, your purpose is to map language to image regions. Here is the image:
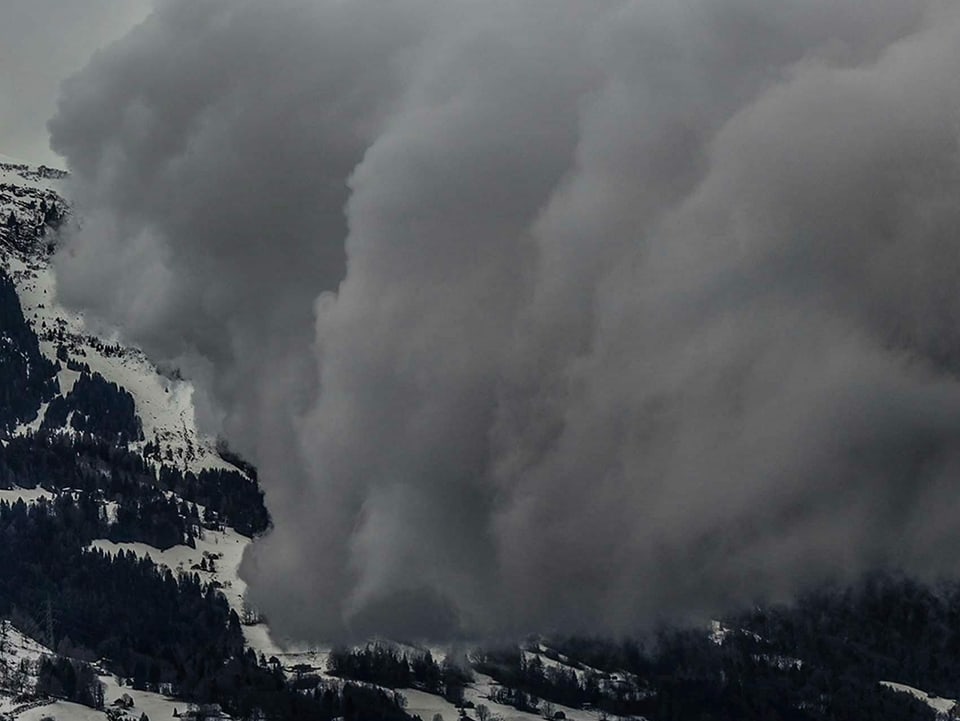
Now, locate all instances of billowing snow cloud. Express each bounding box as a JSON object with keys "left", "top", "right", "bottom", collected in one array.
[{"left": 48, "top": 0, "right": 960, "bottom": 639}]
